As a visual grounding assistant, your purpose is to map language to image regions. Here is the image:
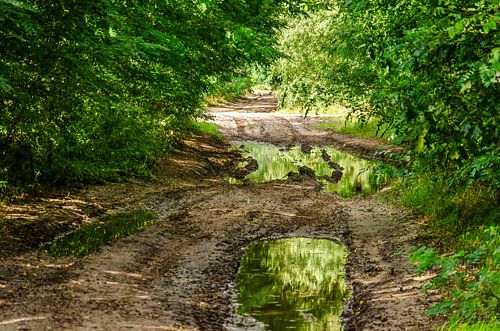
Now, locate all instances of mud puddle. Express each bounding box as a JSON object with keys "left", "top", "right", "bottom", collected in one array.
[
  {"left": 41, "top": 210, "right": 156, "bottom": 257},
  {"left": 0, "top": 93, "right": 442, "bottom": 330},
  {"left": 233, "top": 238, "right": 348, "bottom": 330},
  {"left": 230, "top": 142, "right": 392, "bottom": 197}
]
